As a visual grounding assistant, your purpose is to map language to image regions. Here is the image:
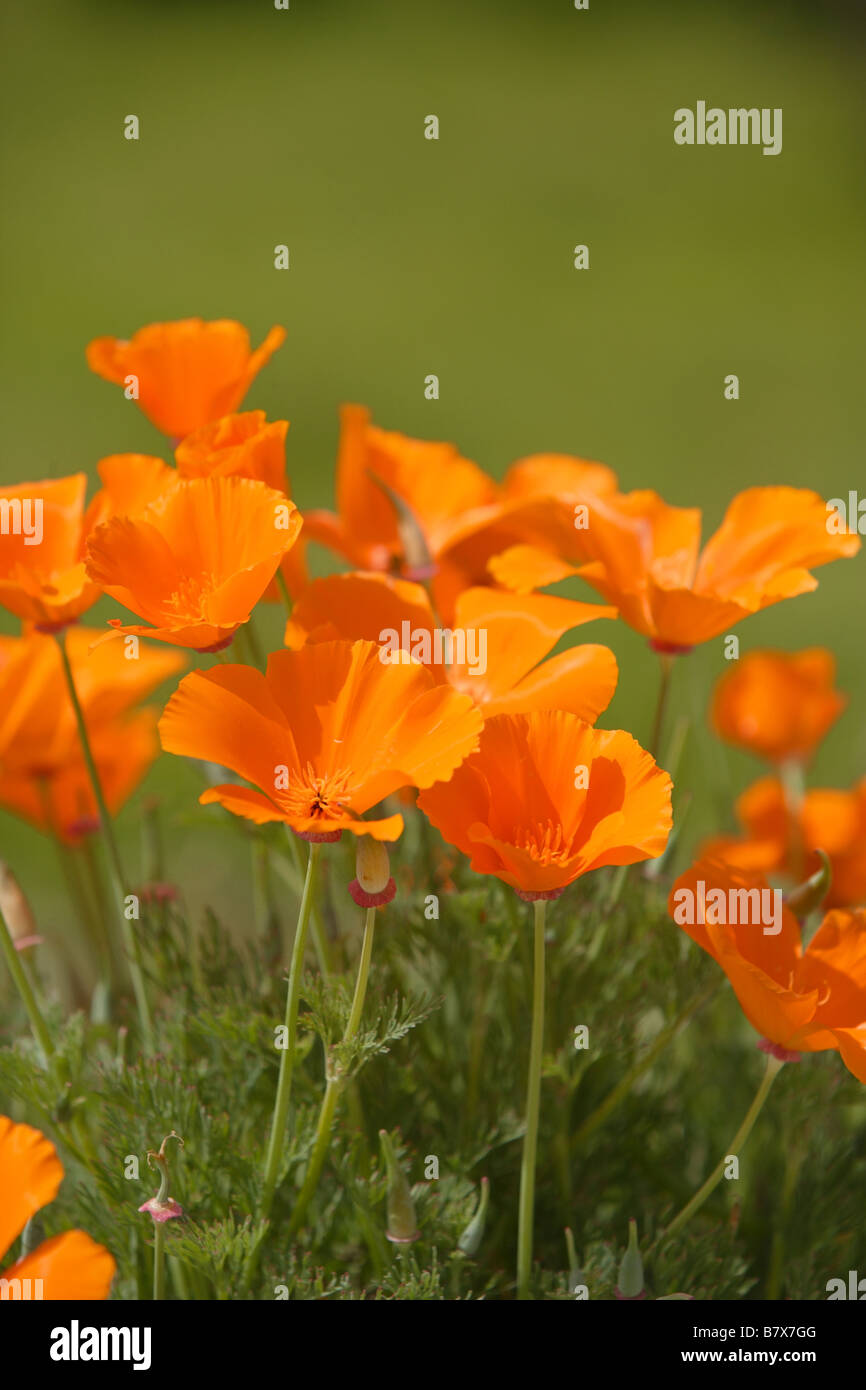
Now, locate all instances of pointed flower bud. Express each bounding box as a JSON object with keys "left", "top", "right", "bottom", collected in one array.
[
  {"left": 138, "top": 1130, "right": 185, "bottom": 1224},
  {"left": 564, "top": 1227, "right": 585, "bottom": 1296},
  {"left": 457, "top": 1177, "right": 490, "bottom": 1257},
  {"left": 0, "top": 862, "right": 43, "bottom": 951},
  {"left": 367, "top": 471, "right": 436, "bottom": 581},
  {"left": 349, "top": 837, "right": 396, "bottom": 908},
  {"left": 785, "top": 848, "right": 832, "bottom": 918},
  {"left": 379, "top": 1129, "right": 420, "bottom": 1244},
  {"left": 615, "top": 1218, "right": 646, "bottom": 1300}
]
